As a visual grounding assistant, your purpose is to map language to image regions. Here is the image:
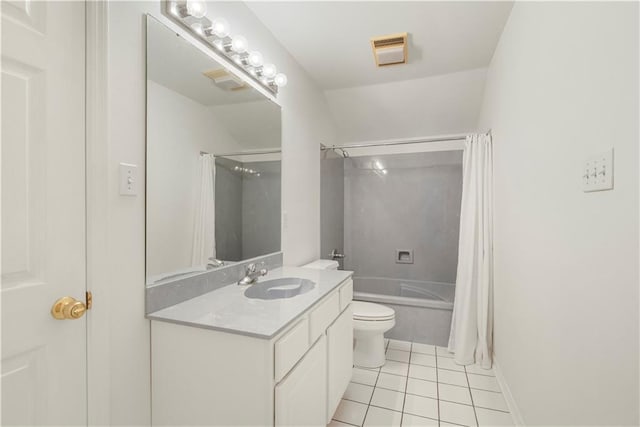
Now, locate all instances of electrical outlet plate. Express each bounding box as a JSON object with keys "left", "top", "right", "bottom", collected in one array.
[{"left": 583, "top": 149, "right": 613, "bottom": 192}]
